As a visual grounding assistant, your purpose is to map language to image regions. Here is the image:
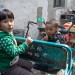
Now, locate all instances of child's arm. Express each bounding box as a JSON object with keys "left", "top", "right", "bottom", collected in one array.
[
  {"left": 25, "top": 37, "right": 33, "bottom": 46},
  {"left": 0, "top": 36, "right": 33, "bottom": 57}
]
